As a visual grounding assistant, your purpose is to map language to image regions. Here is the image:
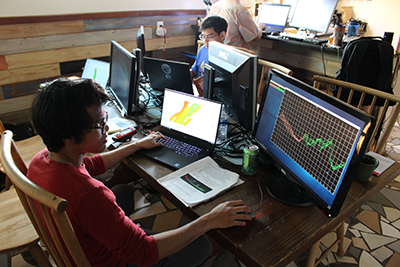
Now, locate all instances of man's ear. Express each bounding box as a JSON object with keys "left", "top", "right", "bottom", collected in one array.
[
  {"left": 220, "top": 31, "right": 227, "bottom": 41},
  {"left": 63, "top": 137, "right": 76, "bottom": 146}
]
